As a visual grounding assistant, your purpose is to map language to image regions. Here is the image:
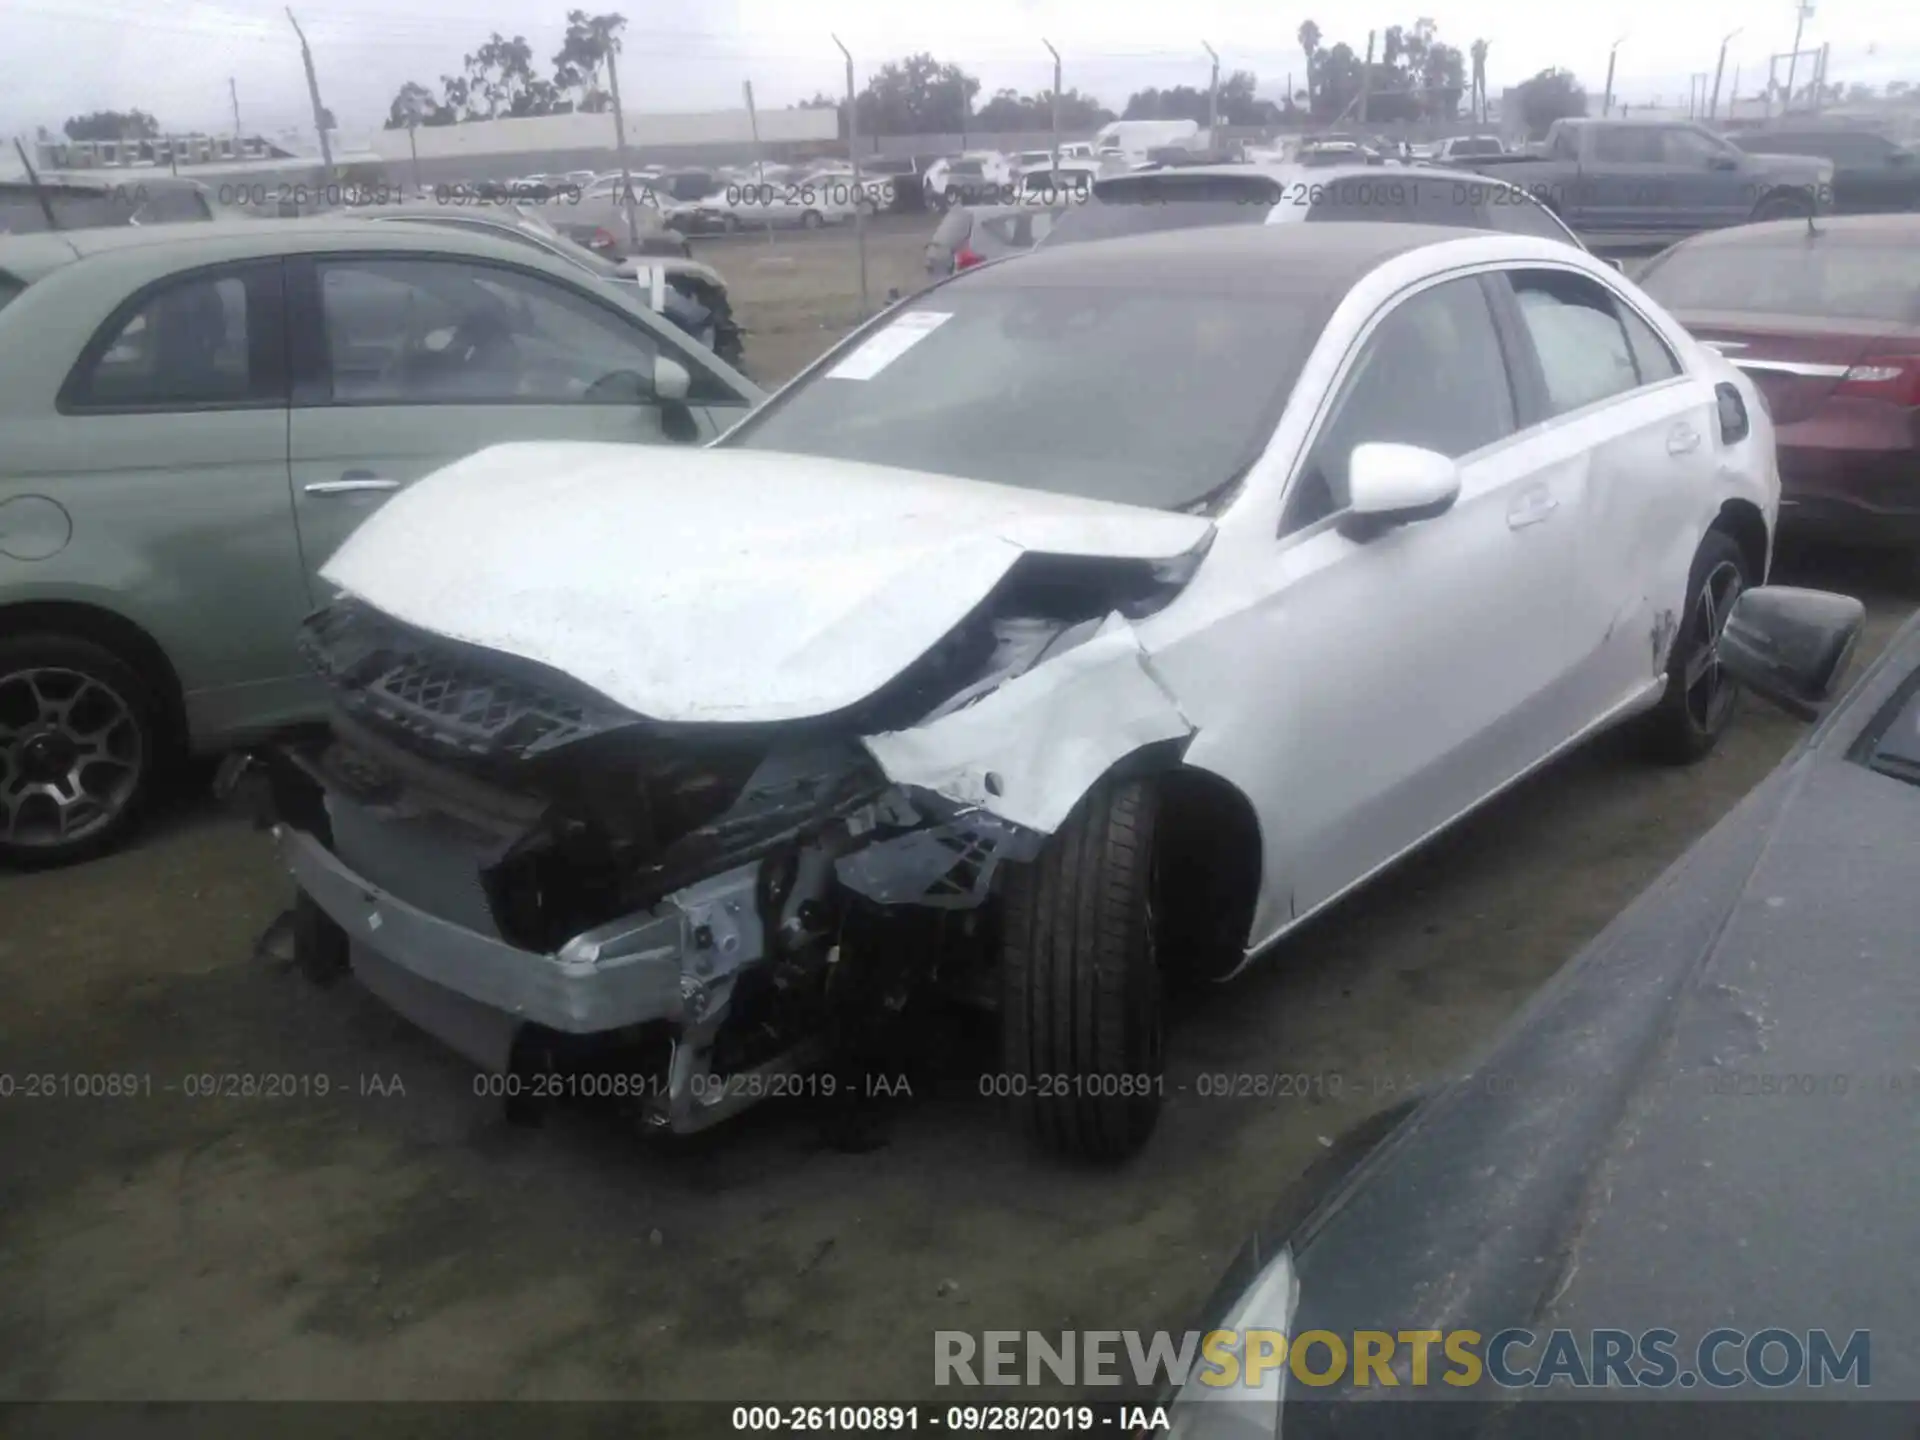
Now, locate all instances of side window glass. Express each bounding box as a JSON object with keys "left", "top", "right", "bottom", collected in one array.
[
  {"left": 1592, "top": 128, "right": 1663, "bottom": 164},
  {"left": 1618, "top": 304, "right": 1683, "bottom": 384},
  {"left": 316, "top": 258, "right": 686, "bottom": 406},
  {"left": 1286, "top": 278, "right": 1517, "bottom": 534},
  {"left": 67, "top": 272, "right": 258, "bottom": 409},
  {"left": 1510, "top": 270, "right": 1640, "bottom": 413},
  {"left": 1661, "top": 129, "right": 1724, "bottom": 166}
]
